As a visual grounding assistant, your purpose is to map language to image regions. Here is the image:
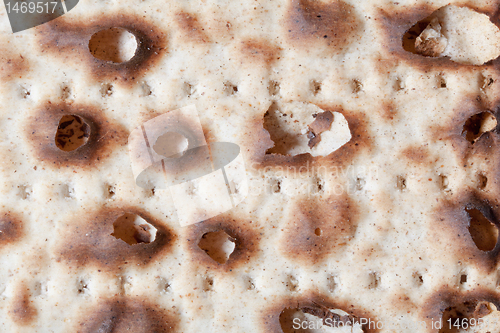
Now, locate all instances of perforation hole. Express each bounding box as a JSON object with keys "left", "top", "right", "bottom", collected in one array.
[
  {"left": 203, "top": 276, "right": 214, "bottom": 292},
  {"left": 111, "top": 213, "right": 157, "bottom": 245},
  {"left": 478, "top": 173, "right": 488, "bottom": 190},
  {"left": 314, "top": 228, "right": 322, "bottom": 236},
  {"left": 141, "top": 81, "right": 152, "bottom": 97},
  {"left": 223, "top": 81, "right": 238, "bottom": 95},
  {"left": 284, "top": 275, "right": 298, "bottom": 292},
  {"left": 156, "top": 277, "right": 170, "bottom": 294},
  {"left": 184, "top": 82, "right": 196, "bottom": 97},
  {"left": 17, "top": 185, "right": 32, "bottom": 200},
  {"left": 61, "top": 183, "right": 75, "bottom": 199},
  {"left": 55, "top": 115, "right": 90, "bottom": 152},
  {"left": 462, "top": 112, "right": 497, "bottom": 144},
  {"left": 396, "top": 175, "right": 407, "bottom": 191},
  {"left": 243, "top": 276, "right": 255, "bottom": 291},
  {"left": 437, "top": 74, "right": 447, "bottom": 88},
  {"left": 480, "top": 73, "right": 494, "bottom": 91},
  {"left": 314, "top": 176, "right": 324, "bottom": 193},
  {"left": 105, "top": 184, "right": 116, "bottom": 199},
  {"left": 33, "top": 281, "right": 48, "bottom": 297},
  {"left": 269, "top": 178, "right": 281, "bottom": 194},
  {"left": 268, "top": 80, "right": 280, "bottom": 96},
  {"left": 327, "top": 274, "right": 338, "bottom": 293},
  {"left": 20, "top": 86, "right": 30, "bottom": 99},
  {"left": 460, "top": 274, "right": 467, "bottom": 285},
  {"left": 100, "top": 83, "right": 113, "bottom": 97},
  {"left": 311, "top": 80, "right": 321, "bottom": 95},
  {"left": 413, "top": 272, "right": 424, "bottom": 286},
  {"left": 394, "top": 76, "right": 405, "bottom": 91},
  {"left": 352, "top": 79, "right": 363, "bottom": 93},
  {"left": 439, "top": 174, "right": 450, "bottom": 192},
  {"left": 89, "top": 27, "right": 137, "bottom": 63},
  {"left": 77, "top": 277, "right": 89, "bottom": 295},
  {"left": 466, "top": 208, "right": 498, "bottom": 252},
  {"left": 368, "top": 272, "right": 380, "bottom": 289},
  {"left": 198, "top": 230, "right": 235, "bottom": 264},
  {"left": 355, "top": 177, "right": 366, "bottom": 191}
]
